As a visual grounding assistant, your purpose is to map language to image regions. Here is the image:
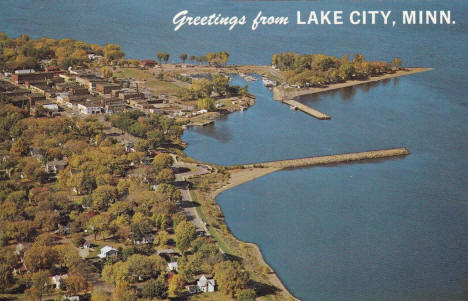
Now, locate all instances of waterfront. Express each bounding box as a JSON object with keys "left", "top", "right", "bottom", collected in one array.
[{"left": 1, "top": 0, "right": 467, "bottom": 300}]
